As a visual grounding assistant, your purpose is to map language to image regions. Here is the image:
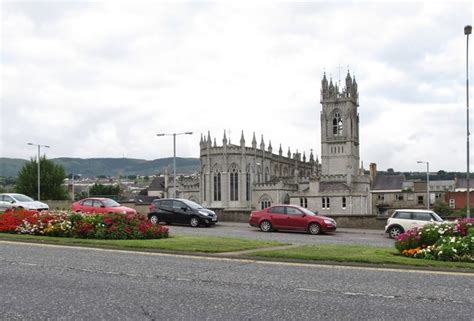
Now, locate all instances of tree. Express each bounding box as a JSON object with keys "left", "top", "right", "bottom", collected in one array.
[
  {"left": 89, "top": 183, "right": 120, "bottom": 197},
  {"left": 15, "top": 156, "right": 68, "bottom": 200}
]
